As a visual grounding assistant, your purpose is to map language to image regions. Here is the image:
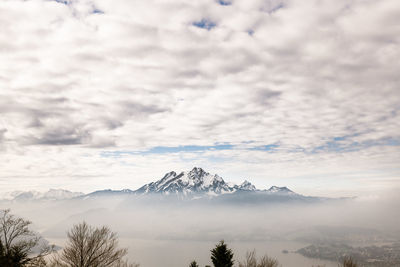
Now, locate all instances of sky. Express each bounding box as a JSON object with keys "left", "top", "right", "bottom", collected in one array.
[{"left": 0, "top": 0, "right": 399, "bottom": 197}]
